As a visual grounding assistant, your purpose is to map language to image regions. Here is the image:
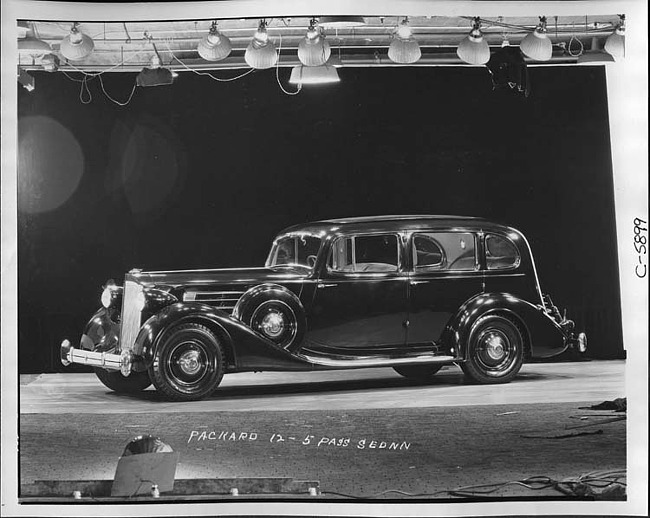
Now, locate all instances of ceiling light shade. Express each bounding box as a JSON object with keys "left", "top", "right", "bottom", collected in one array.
[
  {"left": 388, "top": 18, "right": 421, "bottom": 64},
  {"left": 577, "top": 37, "right": 615, "bottom": 65},
  {"left": 298, "top": 19, "right": 331, "bottom": 66},
  {"left": 18, "top": 36, "right": 52, "bottom": 56},
  {"left": 289, "top": 64, "right": 340, "bottom": 85},
  {"left": 520, "top": 16, "right": 552, "bottom": 61},
  {"left": 318, "top": 16, "right": 366, "bottom": 28},
  {"left": 604, "top": 17, "right": 625, "bottom": 59},
  {"left": 60, "top": 24, "right": 94, "bottom": 61},
  {"left": 457, "top": 18, "right": 490, "bottom": 65},
  {"left": 245, "top": 20, "right": 277, "bottom": 69},
  {"left": 197, "top": 22, "right": 232, "bottom": 61}
]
